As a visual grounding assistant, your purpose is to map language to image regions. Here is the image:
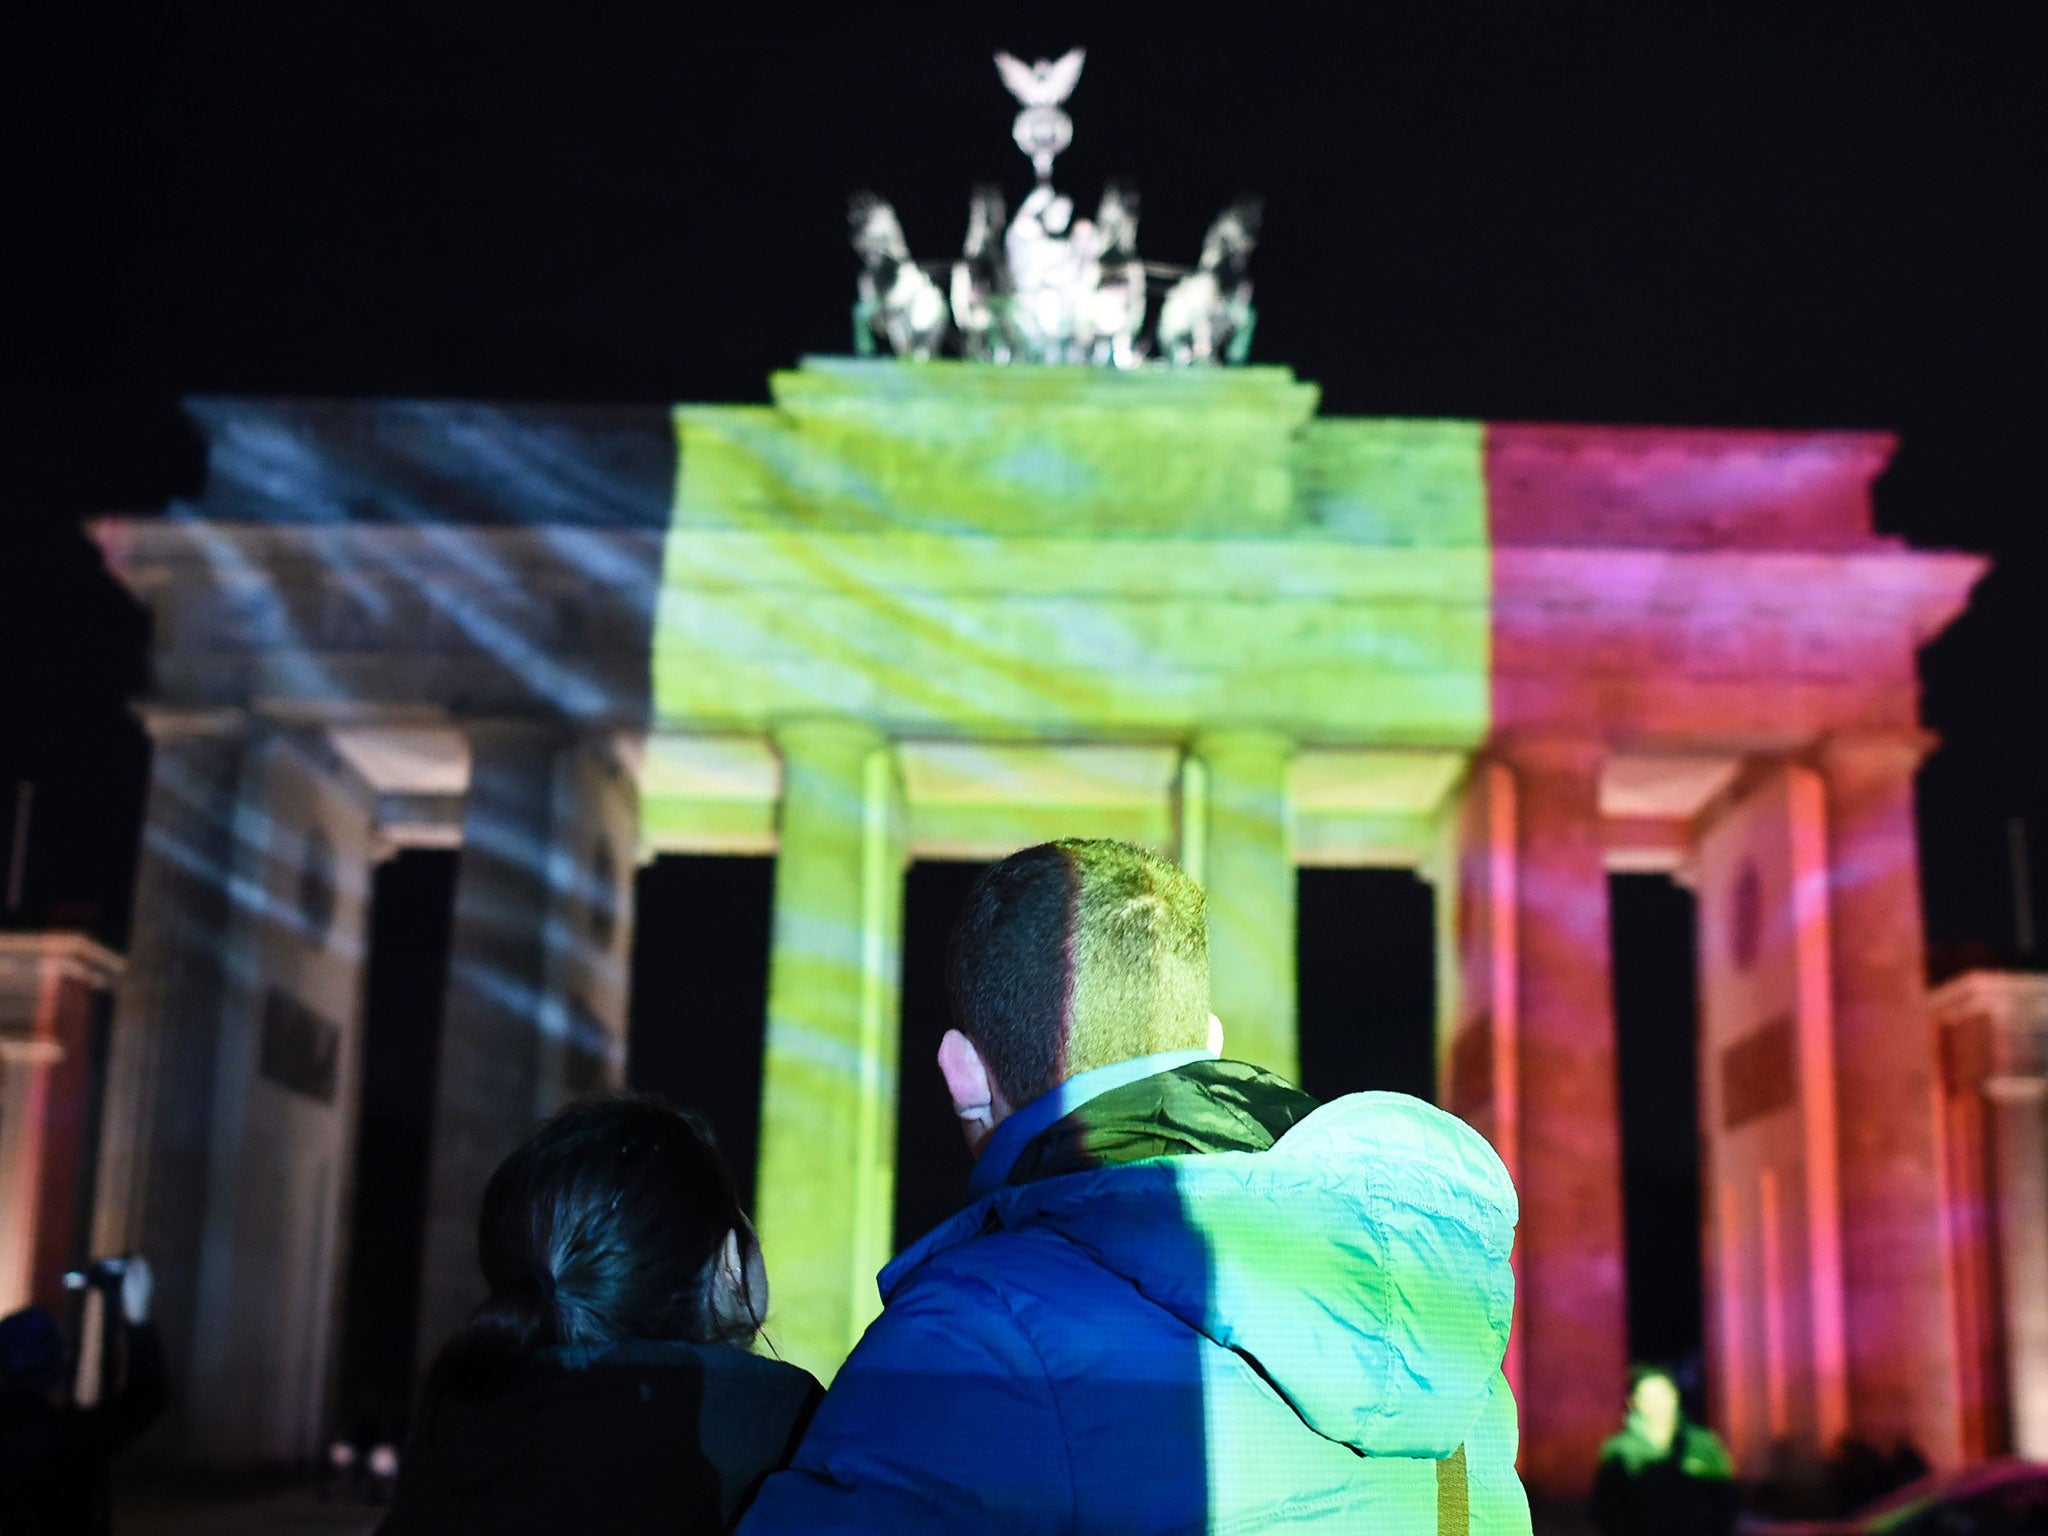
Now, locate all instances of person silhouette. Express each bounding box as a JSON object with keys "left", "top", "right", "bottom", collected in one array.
[
  {"left": 379, "top": 1094, "right": 820, "bottom": 1536},
  {"left": 0, "top": 1256, "right": 166, "bottom": 1536},
  {"left": 1591, "top": 1364, "right": 1738, "bottom": 1536},
  {"left": 743, "top": 839, "right": 1528, "bottom": 1535}
]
